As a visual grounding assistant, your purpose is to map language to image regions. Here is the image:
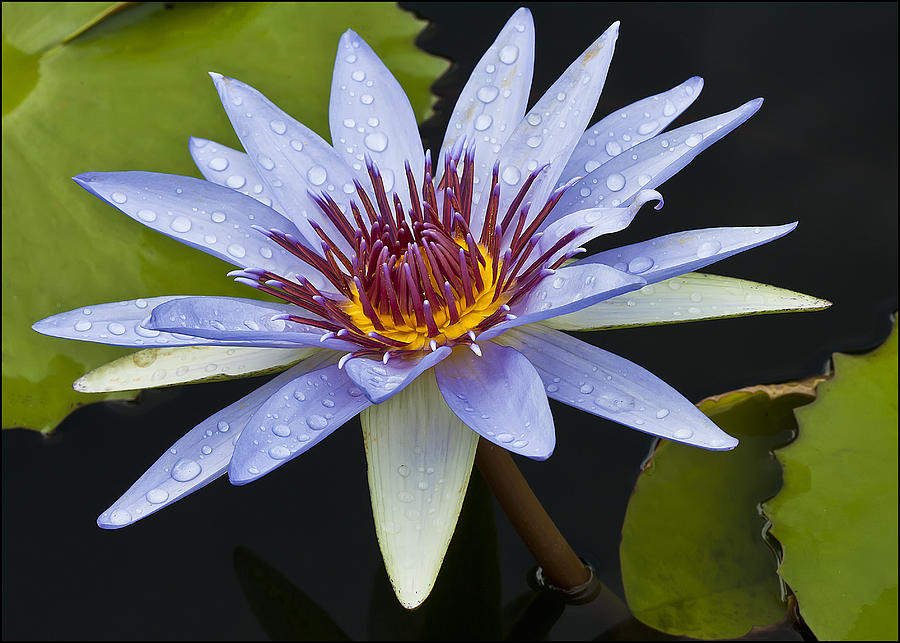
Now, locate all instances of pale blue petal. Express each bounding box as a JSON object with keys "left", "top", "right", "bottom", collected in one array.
[
  {"left": 497, "top": 22, "right": 618, "bottom": 223},
  {"left": 208, "top": 73, "right": 358, "bottom": 256},
  {"left": 33, "top": 296, "right": 239, "bottom": 348},
  {"left": 344, "top": 347, "right": 451, "bottom": 404},
  {"left": 97, "top": 356, "right": 331, "bottom": 529},
  {"left": 434, "top": 343, "right": 554, "bottom": 459},
  {"left": 72, "top": 171, "right": 325, "bottom": 286},
  {"left": 478, "top": 263, "right": 645, "bottom": 341},
  {"left": 498, "top": 325, "right": 738, "bottom": 450},
  {"left": 145, "top": 296, "right": 360, "bottom": 351},
  {"left": 549, "top": 99, "right": 763, "bottom": 220},
  {"left": 576, "top": 223, "right": 797, "bottom": 285},
  {"left": 228, "top": 361, "right": 371, "bottom": 484},
  {"left": 533, "top": 190, "right": 663, "bottom": 265},
  {"left": 438, "top": 7, "right": 535, "bottom": 228},
  {"left": 329, "top": 30, "right": 425, "bottom": 209},
  {"left": 188, "top": 136, "right": 287, "bottom": 215},
  {"left": 558, "top": 77, "right": 704, "bottom": 185}
]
